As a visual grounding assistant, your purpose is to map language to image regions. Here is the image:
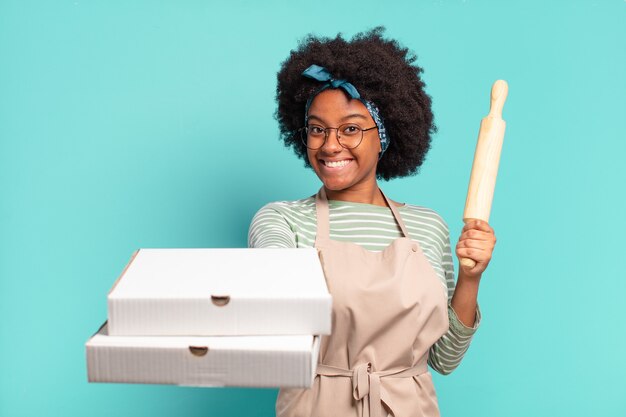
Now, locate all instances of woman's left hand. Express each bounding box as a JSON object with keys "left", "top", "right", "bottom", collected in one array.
[{"left": 455, "top": 220, "right": 496, "bottom": 279}]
